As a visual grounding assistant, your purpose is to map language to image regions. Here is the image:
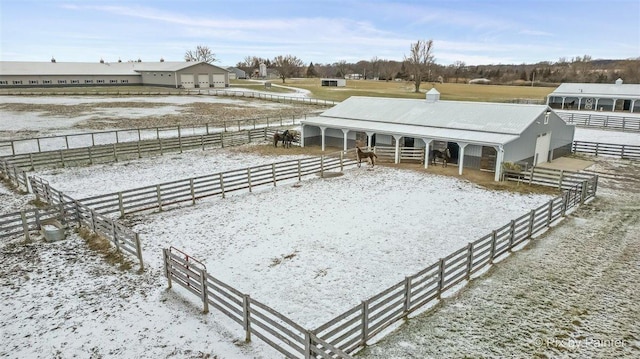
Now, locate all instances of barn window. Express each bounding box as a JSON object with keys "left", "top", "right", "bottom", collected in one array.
[
  {"left": 97, "top": 80, "right": 105, "bottom": 84},
  {"left": 58, "top": 80, "right": 67, "bottom": 84},
  {"left": 544, "top": 111, "right": 550, "bottom": 124},
  {"left": 121, "top": 80, "right": 128, "bottom": 83},
  {"left": 85, "top": 80, "right": 93, "bottom": 84},
  {"left": 110, "top": 80, "right": 118, "bottom": 83},
  {"left": 29, "top": 80, "right": 38, "bottom": 84},
  {"left": 71, "top": 80, "right": 79, "bottom": 84},
  {"left": 43, "top": 80, "right": 51, "bottom": 84},
  {"left": 0, "top": 81, "right": 8, "bottom": 85},
  {"left": 12, "top": 80, "right": 23, "bottom": 85}
]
